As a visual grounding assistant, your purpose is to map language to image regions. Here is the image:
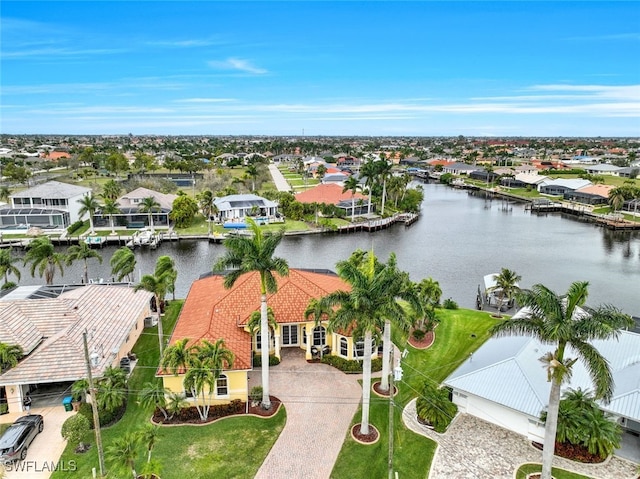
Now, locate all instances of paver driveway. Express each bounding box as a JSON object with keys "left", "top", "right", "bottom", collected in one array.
[
  {"left": 252, "top": 349, "right": 363, "bottom": 479},
  {"left": 403, "top": 399, "right": 638, "bottom": 479}
]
